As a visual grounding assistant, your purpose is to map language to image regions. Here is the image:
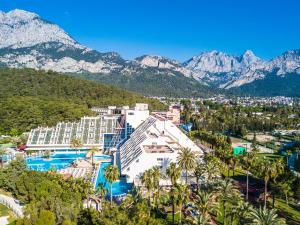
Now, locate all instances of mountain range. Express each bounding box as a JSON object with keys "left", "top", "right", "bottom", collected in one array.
[{"left": 0, "top": 9, "right": 300, "bottom": 97}]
